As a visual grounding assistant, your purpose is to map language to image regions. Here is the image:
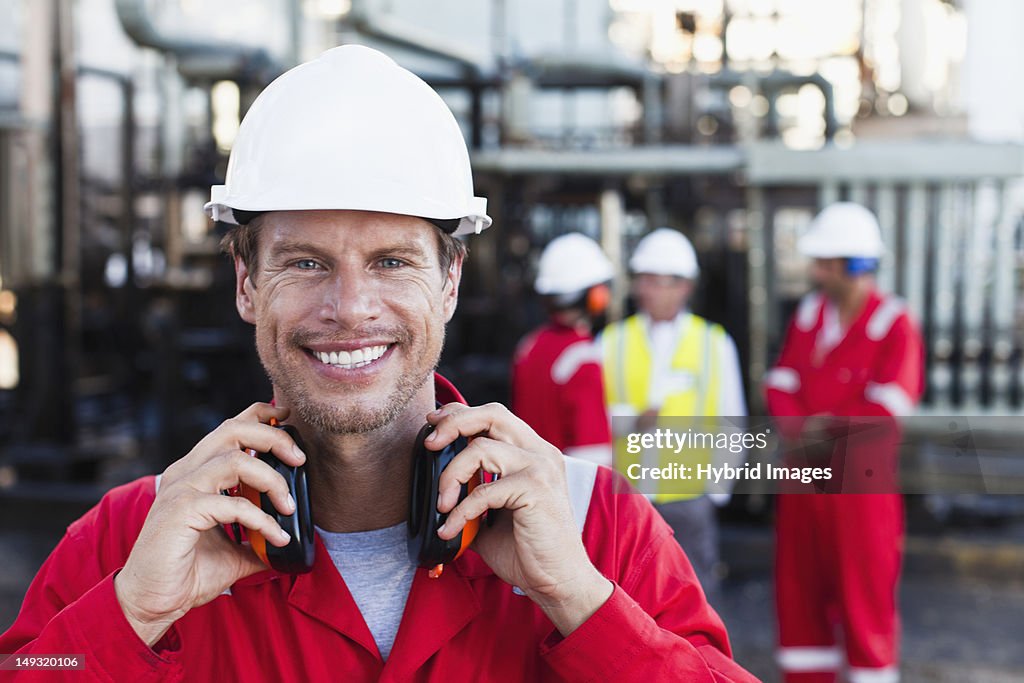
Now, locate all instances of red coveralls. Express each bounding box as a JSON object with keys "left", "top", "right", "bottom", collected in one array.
[
  {"left": 512, "top": 323, "right": 612, "bottom": 464},
  {"left": 764, "top": 291, "right": 923, "bottom": 683},
  {"left": 1, "top": 375, "right": 757, "bottom": 682}
]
